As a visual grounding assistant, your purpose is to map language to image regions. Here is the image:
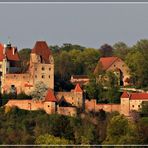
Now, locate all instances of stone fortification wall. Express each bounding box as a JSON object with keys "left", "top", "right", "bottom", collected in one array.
[
  {"left": 85, "top": 99, "right": 121, "bottom": 113},
  {"left": 2, "top": 73, "right": 33, "bottom": 94},
  {"left": 57, "top": 106, "right": 77, "bottom": 116},
  {"left": 56, "top": 91, "right": 83, "bottom": 107},
  {"left": 5, "top": 100, "right": 43, "bottom": 110}
]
